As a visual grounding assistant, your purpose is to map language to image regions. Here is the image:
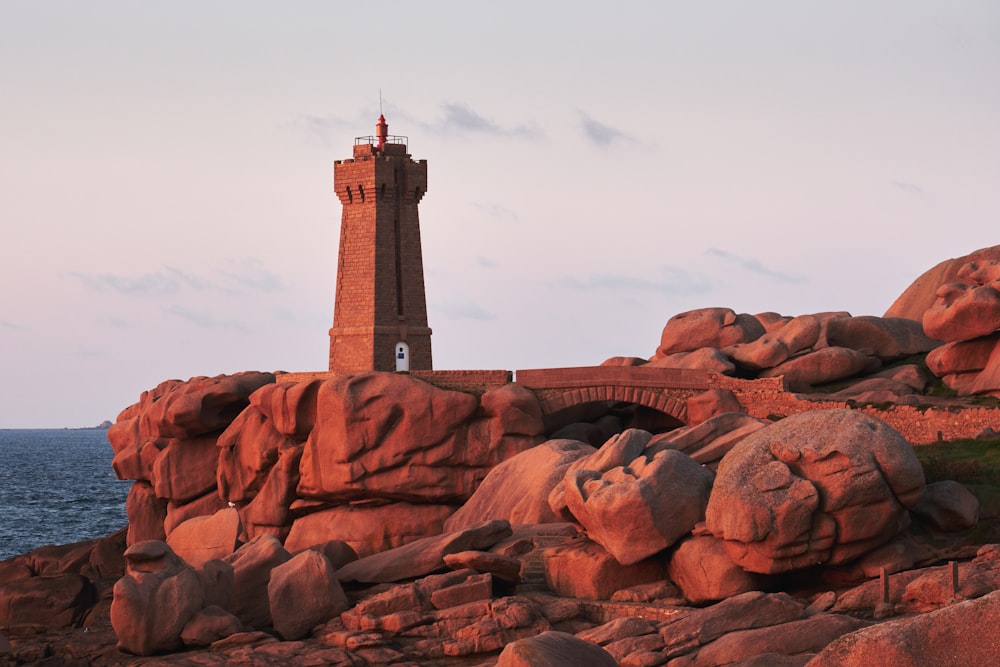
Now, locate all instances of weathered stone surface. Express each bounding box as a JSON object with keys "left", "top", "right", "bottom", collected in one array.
[
  {"left": 166, "top": 507, "right": 242, "bottom": 568},
  {"left": 111, "top": 541, "right": 204, "bottom": 655},
  {"left": 911, "top": 480, "right": 980, "bottom": 531},
  {"left": 0, "top": 574, "right": 92, "bottom": 627},
  {"left": 667, "top": 534, "right": 759, "bottom": 605},
  {"left": 967, "top": 339, "right": 1000, "bottom": 397},
  {"left": 759, "top": 347, "right": 880, "bottom": 391},
  {"left": 564, "top": 449, "right": 714, "bottom": 565},
  {"left": 216, "top": 405, "right": 295, "bottom": 503},
  {"left": 297, "top": 373, "right": 542, "bottom": 504},
  {"left": 180, "top": 605, "right": 244, "bottom": 647},
  {"left": 221, "top": 535, "right": 291, "bottom": 628},
  {"left": 926, "top": 334, "right": 999, "bottom": 376},
  {"left": 824, "top": 316, "right": 940, "bottom": 361},
  {"left": 284, "top": 502, "right": 456, "bottom": 557},
  {"left": 125, "top": 481, "right": 167, "bottom": 546},
  {"left": 885, "top": 246, "right": 1000, "bottom": 321},
  {"left": 542, "top": 539, "right": 664, "bottom": 600},
  {"left": 248, "top": 378, "right": 322, "bottom": 438},
  {"left": 446, "top": 439, "right": 595, "bottom": 531},
  {"left": 163, "top": 489, "right": 229, "bottom": 536},
  {"left": 693, "top": 613, "right": 869, "bottom": 666},
  {"left": 659, "top": 591, "right": 805, "bottom": 654},
  {"left": 658, "top": 308, "right": 765, "bottom": 357},
  {"left": 336, "top": 520, "right": 513, "bottom": 584},
  {"left": 111, "top": 437, "right": 162, "bottom": 482},
  {"left": 705, "top": 410, "right": 925, "bottom": 574},
  {"left": 924, "top": 280, "right": 1000, "bottom": 343},
  {"left": 547, "top": 431, "right": 642, "bottom": 520},
  {"left": 727, "top": 314, "right": 822, "bottom": 371},
  {"left": 268, "top": 550, "right": 349, "bottom": 640},
  {"left": 808, "top": 589, "right": 1000, "bottom": 667},
  {"left": 497, "top": 630, "right": 618, "bottom": 667},
  {"left": 138, "top": 372, "right": 276, "bottom": 439},
  {"left": 686, "top": 389, "right": 743, "bottom": 426},
  {"left": 646, "top": 413, "right": 766, "bottom": 463},
  {"left": 151, "top": 436, "right": 220, "bottom": 503},
  {"left": 647, "top": 347, "right": 737, "bottom": 375},
  {"left": 240, "top": 443, "right": 304, "bottom": 536},
  {"left": 444, "top": 550, "right": 523, "bottom": 583},
  {"left": 754, "top": 311, "right": 792, "bottom": 332}
]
